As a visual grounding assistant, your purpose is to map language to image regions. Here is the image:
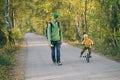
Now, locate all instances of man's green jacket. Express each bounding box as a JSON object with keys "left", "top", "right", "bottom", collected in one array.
[{"left": 47, "top": 21, "right": 63, "bottom": 42}]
